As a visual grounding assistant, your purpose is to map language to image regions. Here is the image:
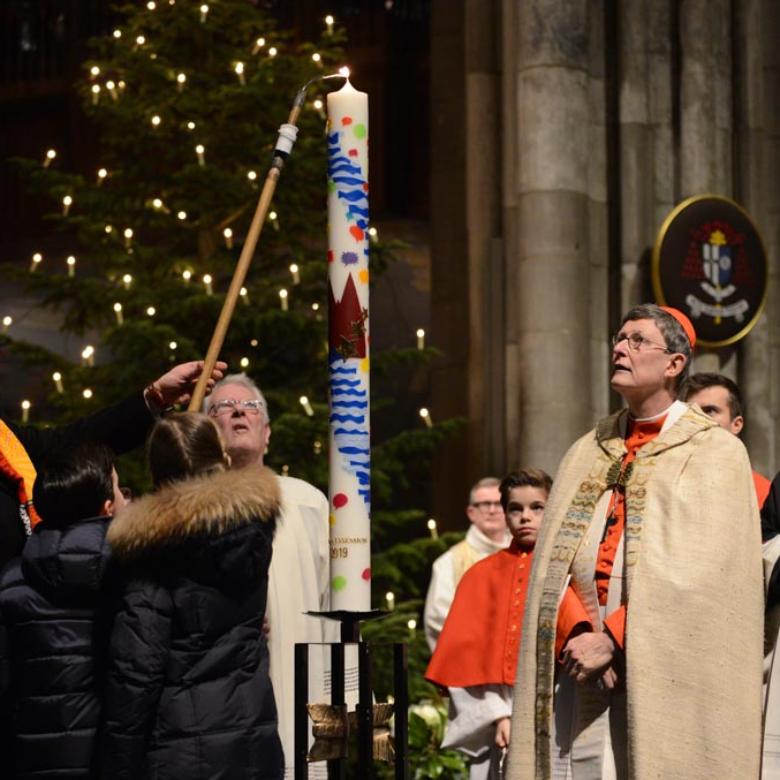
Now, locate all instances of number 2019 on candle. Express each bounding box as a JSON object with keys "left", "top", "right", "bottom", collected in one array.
[{"left": 330, "top": 546, "right": 349, "bottom": 559}]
